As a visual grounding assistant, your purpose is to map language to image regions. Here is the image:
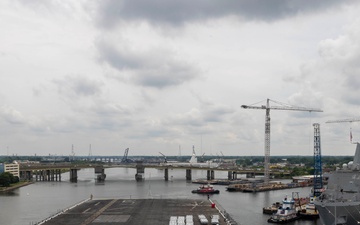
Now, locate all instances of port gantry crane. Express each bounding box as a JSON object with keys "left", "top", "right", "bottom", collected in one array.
[
  {"left": 121, "top": 148, "right": 130, "bottom": 163},
  {"left": 326, "top": 118, "right": 360, "bottom": 143},
  {"left": 159, "top": 152, "right": 167, "bottom": 163},
  {"left": 241, "top": 98, "right": 323, "bottom": 184}
]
